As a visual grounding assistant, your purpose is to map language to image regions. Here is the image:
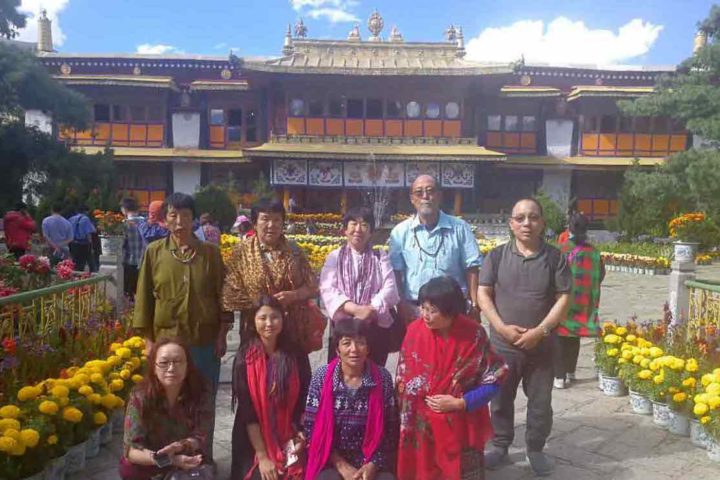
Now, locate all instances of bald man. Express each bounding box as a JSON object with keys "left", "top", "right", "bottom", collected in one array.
[{"left": 389, "top": 175, "right": 482, "bottom": 324}]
